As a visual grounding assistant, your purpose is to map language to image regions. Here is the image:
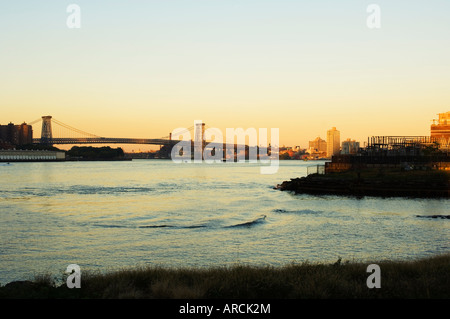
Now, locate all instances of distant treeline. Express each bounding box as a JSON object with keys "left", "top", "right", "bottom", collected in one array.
[
  {"left": 10, "top": 144, "right": 61, "bottom": 151},
  {"left": 67, "top": 146, "right": 124, "bottom": 160}
]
